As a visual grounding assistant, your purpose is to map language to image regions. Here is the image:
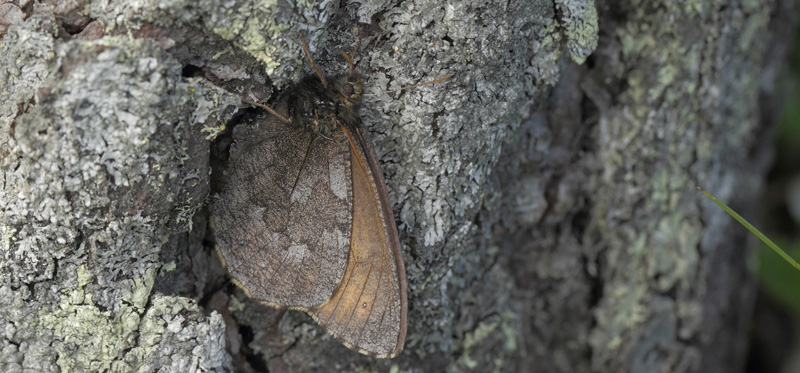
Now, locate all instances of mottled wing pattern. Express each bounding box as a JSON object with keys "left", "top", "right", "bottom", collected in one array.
[
  {"left": 311, "top": 125, "right": 407, "bottom": 358},
  {"left": 214, "top": 116, "right": 353, "bottom": 308}
]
